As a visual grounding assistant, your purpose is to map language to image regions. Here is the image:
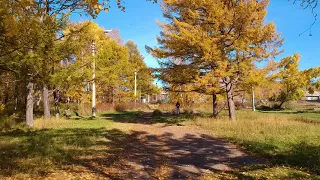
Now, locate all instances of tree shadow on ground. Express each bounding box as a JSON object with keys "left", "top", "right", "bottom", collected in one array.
[
  {"left": 260, "top": 110, "right": 320, "bottom": 114},
  {"left": 0, "top": 127, "right": 268, "bottom": 179},
  {"left": 100, "top": 112, "right": 196, "bottom": 125},
  {"left": 226, "top": 138, "right": 320, "bottom": 176}
]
